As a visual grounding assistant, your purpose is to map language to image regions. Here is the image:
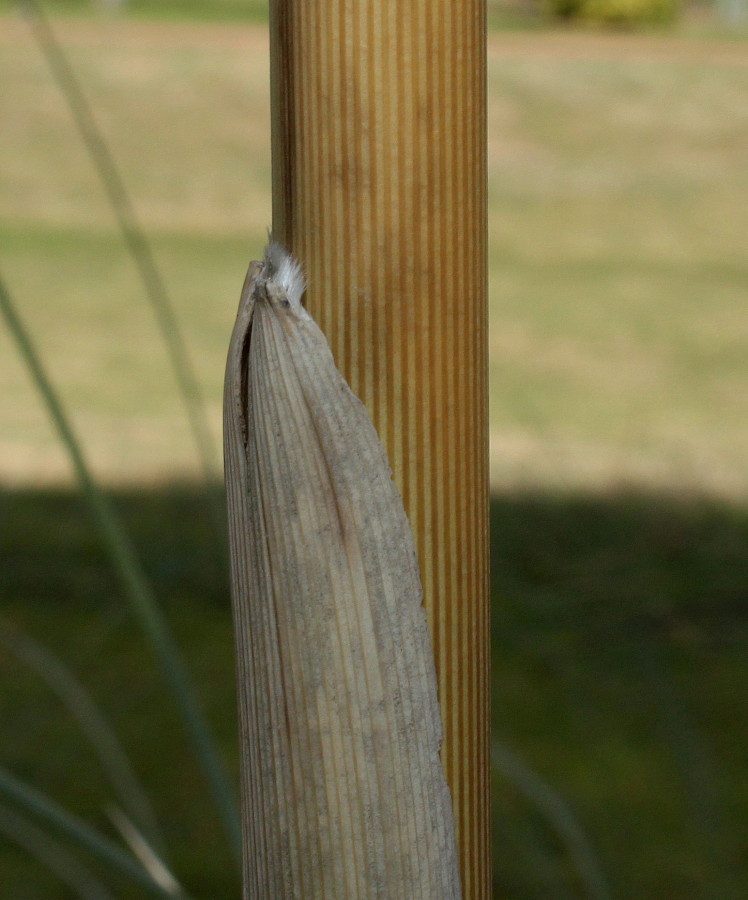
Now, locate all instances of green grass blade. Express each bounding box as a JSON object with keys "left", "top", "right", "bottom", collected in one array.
[
  {"left": 0, "top": 273, "right": 240, "bottom": 862},
  {"left": 492, "top": 739, "right": 612, "bottom": 900},
  {"left": 18, "top": 0, "right": 221, "bottom": 502},
  {"left": 0, "top": 768, "right": 190, "bottom": 898},
  {"left": 0, "top": 801, "right": 115, "bottom": 900},
  {"left": 0, "top": 617, "right": 168, "bottom": 861}
]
